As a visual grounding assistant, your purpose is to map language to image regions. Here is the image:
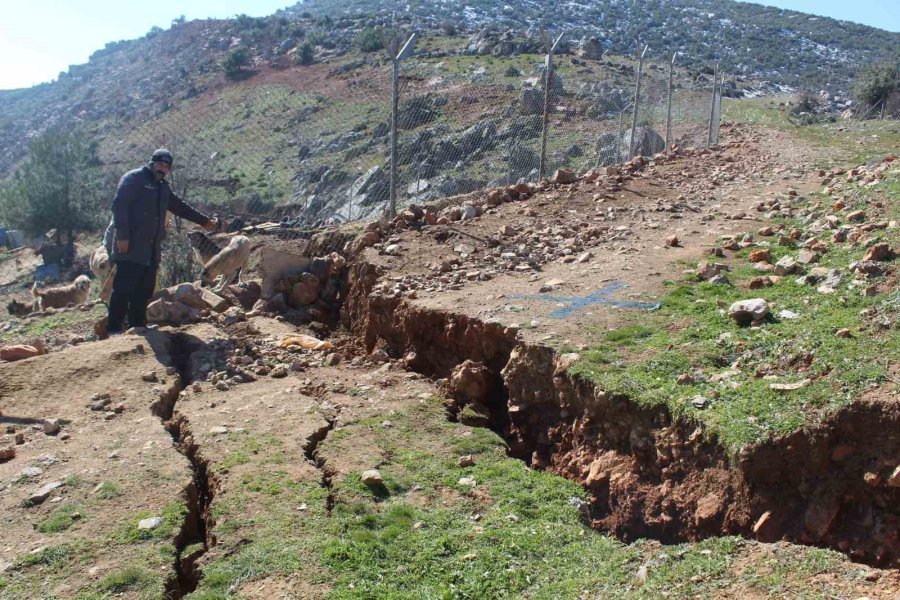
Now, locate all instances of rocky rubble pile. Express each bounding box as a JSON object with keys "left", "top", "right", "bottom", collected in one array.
[
  {"left": 694, "top": 153, "right": 898, "bottom": 332},
  {"left": 359, "top": 146, "right": 724, "bottom": 299}
]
